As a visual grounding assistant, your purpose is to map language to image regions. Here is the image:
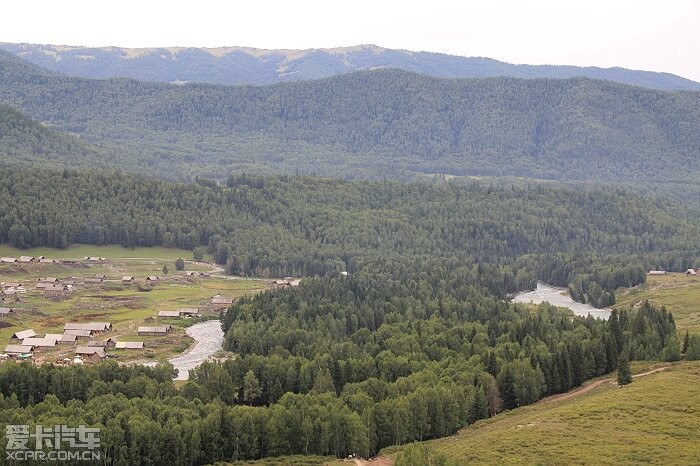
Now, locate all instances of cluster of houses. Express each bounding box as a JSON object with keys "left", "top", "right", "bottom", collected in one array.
[
  {"left": 33, "top": 276, "right": 107, "bottom": 294},
  {"left": 36, "top": 277, "right": 73, "bottom": 294},
  {"left": 270, "top": 278, "right": 301, "bottom": 289},
  {"left": 1, "top": 281, "right": 27, "bottom": 296},
  {"left": 1, "top": 253, "right": 239, "bottom": 363},
  {"left": 2, "top": 274, "right": 166, "bottom": 298},
  {"left": 154, "top": 296, "right": 235, "bottom": 319},
  {"left": 648, "top": 269, "right": 700, "bottom": 276},
  {"left": 3, "top": 321, "right": 150, "bottom": 363},
  {"left": 1, "top": 256, "right": 58, "bottom": 264},
  {"left": 0, "top": 256, "right": 114, "bottom": 264},
  {"left": 122, "top": 275, "right": 162, "bottom": 285},
  {"left": 3, "top": 276, "right": 114, "bottom": 297}
]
